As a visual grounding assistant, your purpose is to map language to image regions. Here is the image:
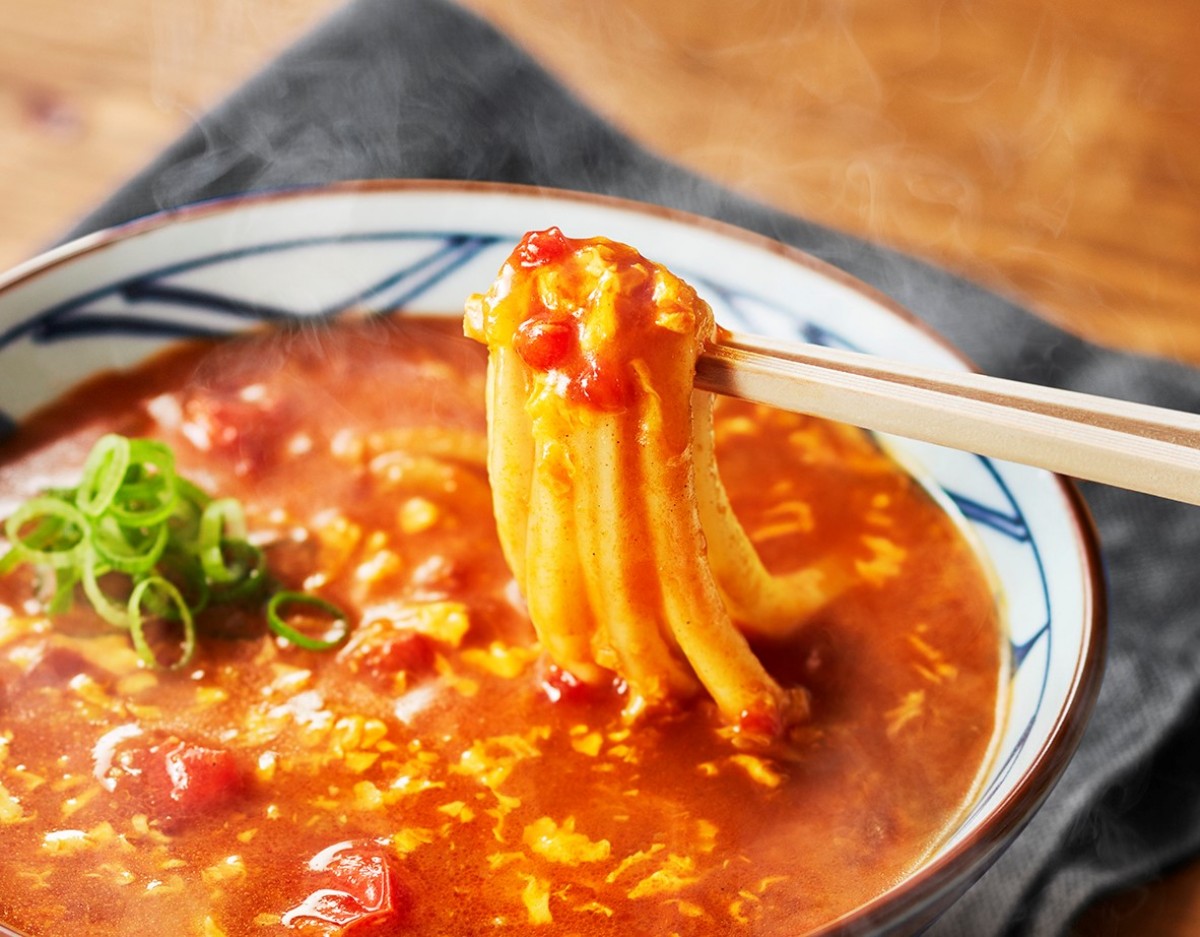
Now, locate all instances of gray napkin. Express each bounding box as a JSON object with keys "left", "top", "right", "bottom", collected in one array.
[{"left": 65, "top": 1, "right": 1200, "bottom": 933}]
